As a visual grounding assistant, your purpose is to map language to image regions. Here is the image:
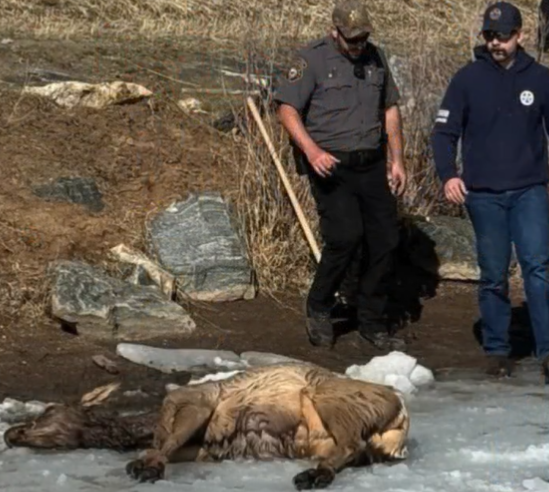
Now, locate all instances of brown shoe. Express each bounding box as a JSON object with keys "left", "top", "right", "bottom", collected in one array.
[{"left": 485, "top": 355, "right": 513, "bottom": 378}]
